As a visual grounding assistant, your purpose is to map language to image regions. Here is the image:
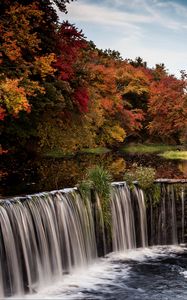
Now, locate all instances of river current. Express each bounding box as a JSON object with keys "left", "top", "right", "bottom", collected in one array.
[{"left": 25, "top": 246, "right": 187, "bottom": 300}]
